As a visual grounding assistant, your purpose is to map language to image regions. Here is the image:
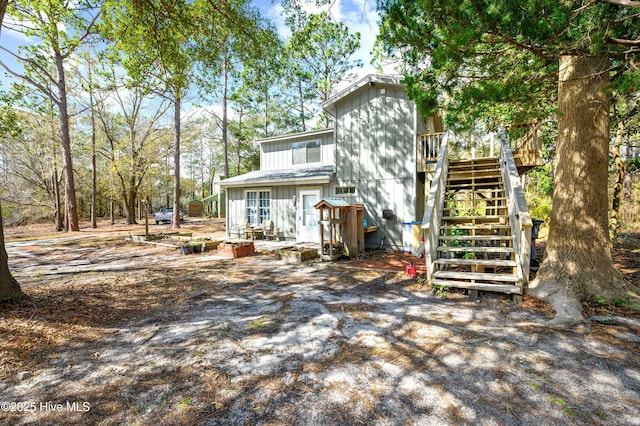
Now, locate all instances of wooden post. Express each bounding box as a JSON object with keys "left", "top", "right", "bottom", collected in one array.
[
  {"left": 329, "top": 208, "right": 333, "bottom": 260},
  {"left": 143, "top": 196, "right": 149, "bottom": 237},
  {"left": 347, "top": 206, "right": 358, "bottom": 258},
  {"left": 320, "top": 208, "right": 325, "bottom": 258}
]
